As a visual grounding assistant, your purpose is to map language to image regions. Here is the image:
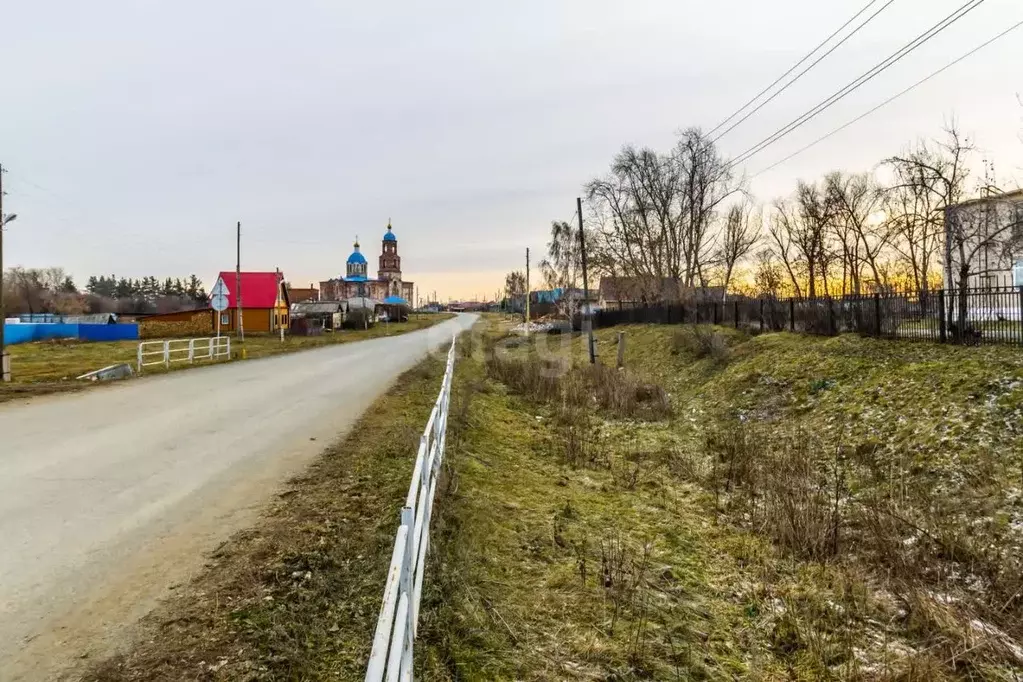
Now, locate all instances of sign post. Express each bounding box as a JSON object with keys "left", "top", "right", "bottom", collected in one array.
[{"left": 210, "top": 277, "right": 230, "bottom": 340}]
